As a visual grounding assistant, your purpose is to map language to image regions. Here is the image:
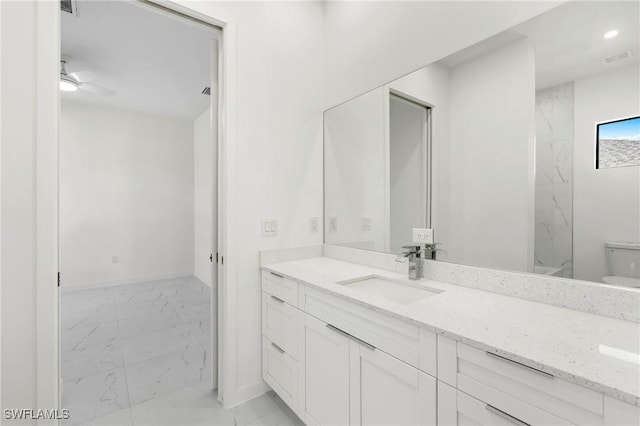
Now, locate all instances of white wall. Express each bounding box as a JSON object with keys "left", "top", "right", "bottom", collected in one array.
[
  {"left": 177, "top": 0, "right": 326, "bottom": 406},
  {"left": 324, "top": 88, "right": 387, "bottom": 251},
  {"left": 194, "top": 107, "right": 216, "bottom": 287},
  {"left": 59, "top": 100, "right": 194, "bottom": 288},
  {"left": 447, "top": 38, "right": 535, "bottom": 272},
  {"left": 1, "top": 0, "right": 38, "bottom": 416},
  {"left": 573, "top": 64, "right": 640, "bottom": 282},
  {"left": 323, "top": 1, "right": 561, "bottom": 108}
]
